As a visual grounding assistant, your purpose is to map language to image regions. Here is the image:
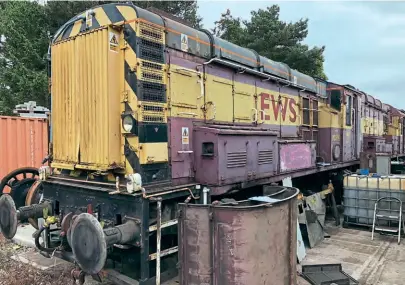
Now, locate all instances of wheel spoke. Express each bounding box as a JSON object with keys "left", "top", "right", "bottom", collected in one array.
[{"left": 7, "top": 180, "right": 15, "bottom": 187}]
